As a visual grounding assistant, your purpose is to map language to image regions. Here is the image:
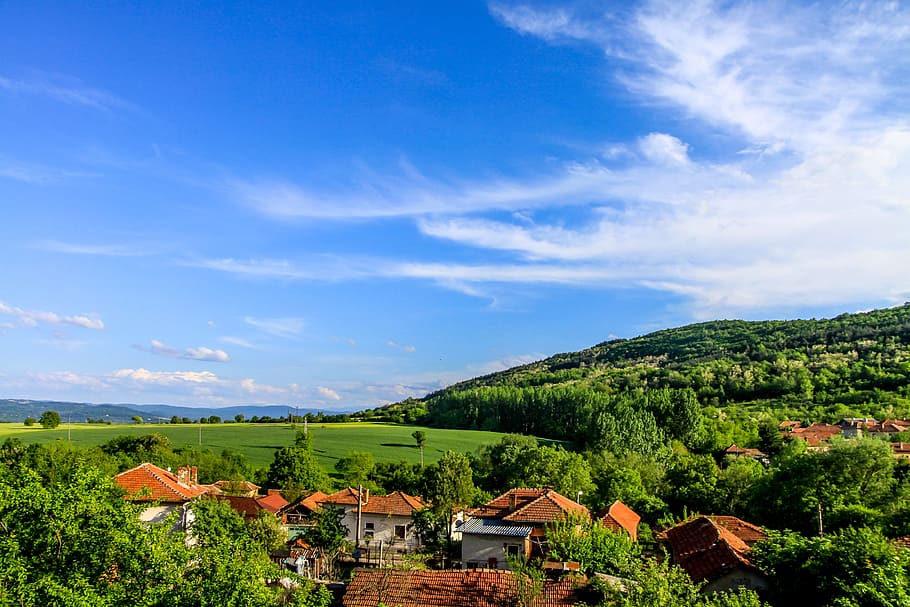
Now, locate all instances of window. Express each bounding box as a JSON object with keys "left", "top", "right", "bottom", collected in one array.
[
  {"left": 394, "top": 524, "right": 406, "bottom": 539},
  {"left": 505, "top": 544, "right": 520, "bottom": 557},
  {"left": 365, "top": 522, "right": 374, "bottom": 531}
]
